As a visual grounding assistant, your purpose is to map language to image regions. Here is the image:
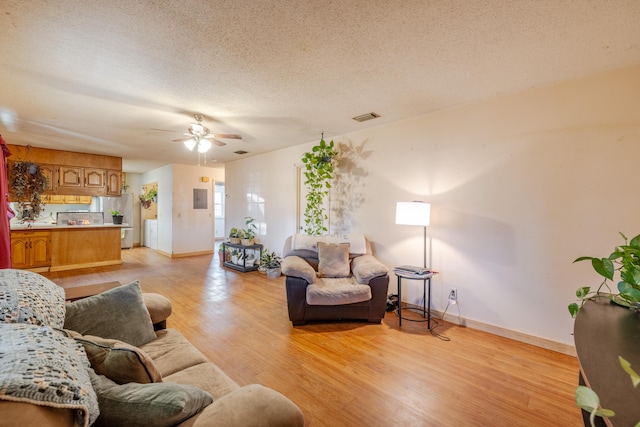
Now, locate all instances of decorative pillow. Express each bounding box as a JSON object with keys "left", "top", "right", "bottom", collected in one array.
[
  {"left": 282, "top": 256, "right": 317, "bottom": 283},
  {"left": 89, "top": 370, "right": 213, "bottom": 427},
  {"left": 351, "top": 254, "right": 389, "bottom": 284},
  {"left": 64, "top": 281, "right": 156, "bottom": 347},
  {"left": 0, "top": 323, "right": 99, "bottom": 427},
  {"left": 0, "top": 269, "right": 66, "bottom": 328},
  {"left": 317, "top": 242, "right": 351, "bottom": 278},
  {"left": 63, "top": 330, "right": 162, "bottom": 384}
]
